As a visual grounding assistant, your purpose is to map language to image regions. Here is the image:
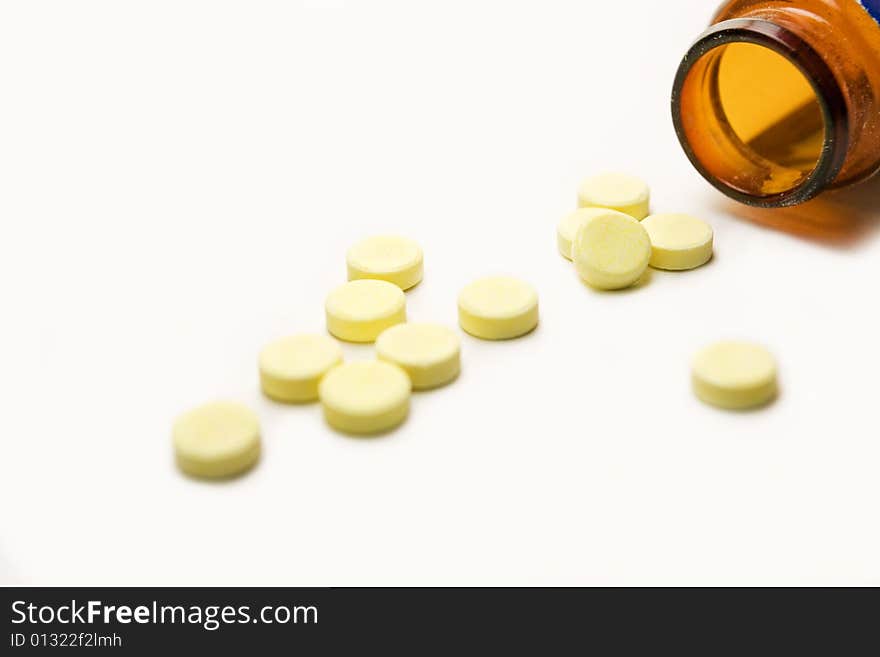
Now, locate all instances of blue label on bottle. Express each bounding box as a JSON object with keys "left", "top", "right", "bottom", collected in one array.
[{"left": 860, "top": 1, "right": 880, "bottom": 25}]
